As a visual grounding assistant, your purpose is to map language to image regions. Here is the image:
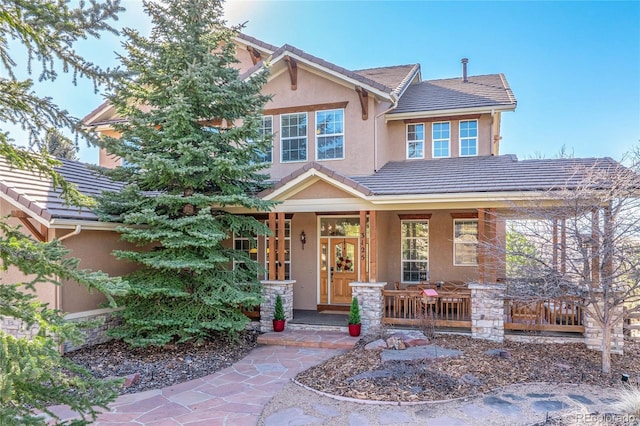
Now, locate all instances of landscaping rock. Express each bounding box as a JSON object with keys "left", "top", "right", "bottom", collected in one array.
[
  {"left": 386, "top": 336, "right": 406, "bottom": 350},
  {"left": 381, "top": 345, "right": 462, "bottom": 363},
  {"left": 484, "top": 349, "right": 511, "bottom": 358},
  {"left": 364, "top": 339, "right": 387, "bottom": 351},
  {"left": 123, "top": 373, "right": 140, "bottom": 388},
  {"left": 387, "top": 331, "right": 430, "bottom": 347}
]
